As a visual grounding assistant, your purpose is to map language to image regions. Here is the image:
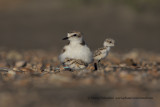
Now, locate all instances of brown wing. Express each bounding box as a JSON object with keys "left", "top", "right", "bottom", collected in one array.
[
  {"left": 94, "top": 49, "right": 102, "bottom": 57},
  {"left": 94, "top": 47, "right": 107, "bottom": 57},
  {"left": 76, "top": 59, "right": 88, "bottom": 66}
]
